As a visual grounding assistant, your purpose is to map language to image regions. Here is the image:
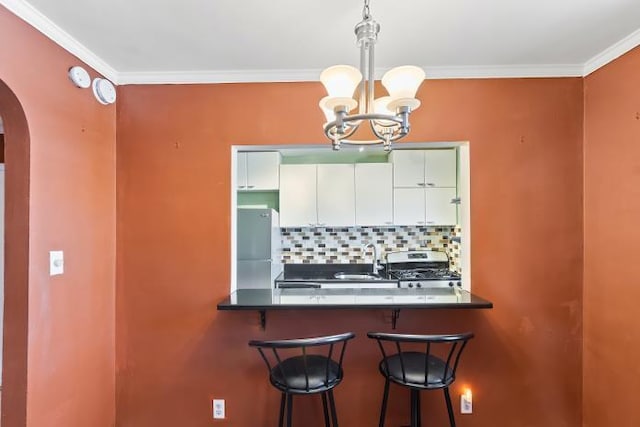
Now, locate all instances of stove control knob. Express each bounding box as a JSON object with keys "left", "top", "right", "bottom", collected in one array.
[
  {"left": 408, "top": 283, "right": 414, "bottom": 288},
  {"left": 416, "top": 283, "right": 422, "bottom": 288},
  {"left": 448, "top": 281, "right": 454, "bottom": 287},
  {"left": 457, "top": 281, "right": 462, "bottom": 287}
]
